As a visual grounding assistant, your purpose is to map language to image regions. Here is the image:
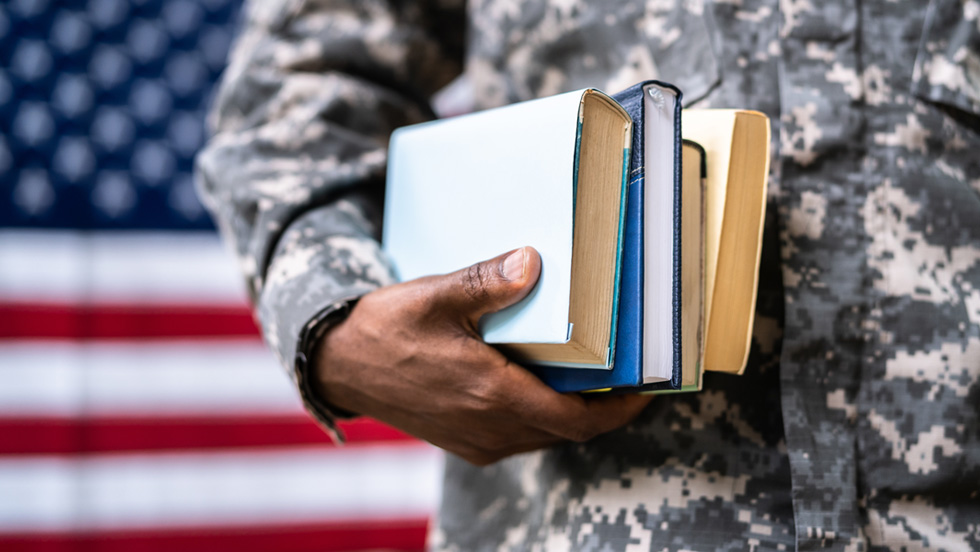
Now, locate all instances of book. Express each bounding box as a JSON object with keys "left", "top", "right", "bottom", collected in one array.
[
  {"left": 531, "top": 80, "right": 685, "bottom": 391},
  {"left": 643, "top": 110, "right": 769, "bottom": 392},
  {"left": 534, "top": 100, "right": 770, "bottom": 393},
  {"left": 647, "top": 140, "right": 707, "bottom": 394},
  {"left": 382, "top": 88, "right": 633, "bottom": 368},
  {"left": 684, "top": 109, "right": 770, "bottom": 376}
]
